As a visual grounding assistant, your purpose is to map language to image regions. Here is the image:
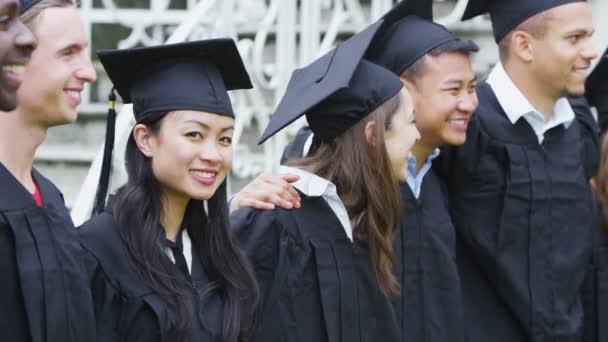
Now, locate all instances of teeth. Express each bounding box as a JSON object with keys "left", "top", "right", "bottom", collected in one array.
[
  {"left": 66, "top": 90, "right": 80, "bottom": 100},
  {"left": 191, "top": 170, "right": 216, "bottom": 178},
  {"left": 3, "top": 64, "right": 25, "bottom": 74},
  {"left": 449, "top": 119, "right": 466, "bottom": 125}
]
